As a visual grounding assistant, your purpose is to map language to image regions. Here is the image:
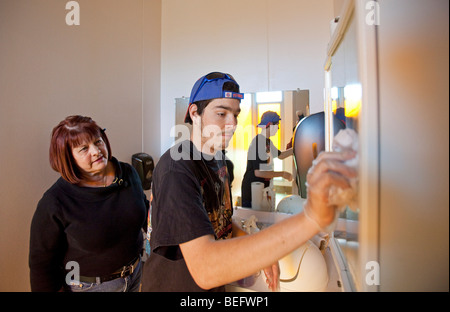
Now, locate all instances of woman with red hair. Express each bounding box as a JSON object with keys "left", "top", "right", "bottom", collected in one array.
[{"left": 29, "top": 115, "right": 148, "bottom": 292}]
